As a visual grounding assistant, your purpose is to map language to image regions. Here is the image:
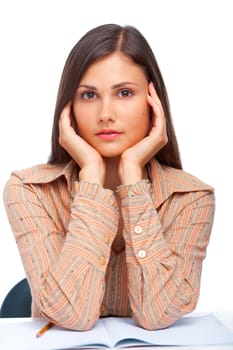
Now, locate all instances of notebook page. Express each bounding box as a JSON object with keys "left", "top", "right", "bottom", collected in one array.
[
  {"left": 0, "top": 319, "right": 111, "bottom": 350},
  {"left": 104, "top": 314, "right": 233, "bottom": 347}
]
